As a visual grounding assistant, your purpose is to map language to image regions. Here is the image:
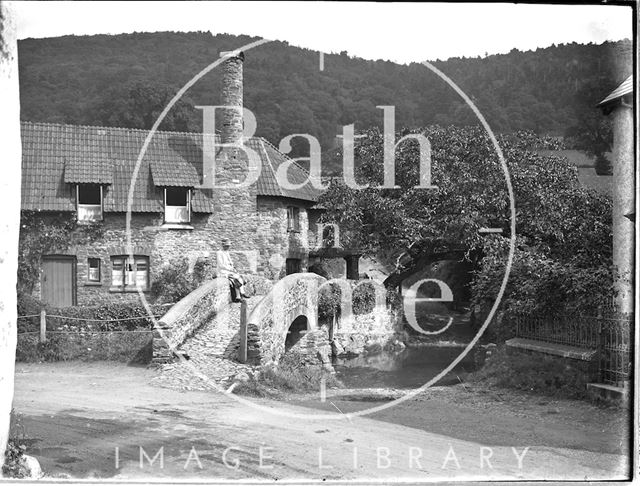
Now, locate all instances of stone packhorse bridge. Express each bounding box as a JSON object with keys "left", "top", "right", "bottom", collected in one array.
[
  {"left": 152, "top": 272, "right": 401, "bottom": 385},
  {"left": 248, "top": 272, "right": 330, "bottom": 366},
  {"left": 152, "top": 273, "right": 331, "bottom": 369}
]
